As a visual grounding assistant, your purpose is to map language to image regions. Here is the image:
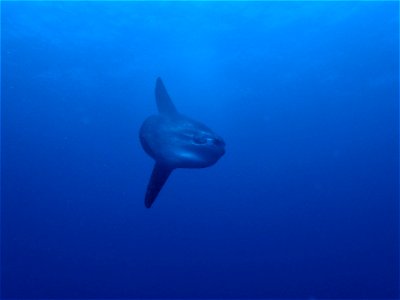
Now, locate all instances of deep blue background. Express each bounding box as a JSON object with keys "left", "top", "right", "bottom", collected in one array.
[{"left": 1, "top": 1, "right": 399, "bottom": 299}]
